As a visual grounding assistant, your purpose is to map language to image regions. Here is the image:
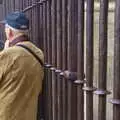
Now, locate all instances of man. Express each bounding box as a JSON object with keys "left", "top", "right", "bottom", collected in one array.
[
  {"left": 0, "top": 11, "right": 44, "bottom": 120},
  {"left": 0, "top": 40, "right": 4, "bottom": 50}
]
